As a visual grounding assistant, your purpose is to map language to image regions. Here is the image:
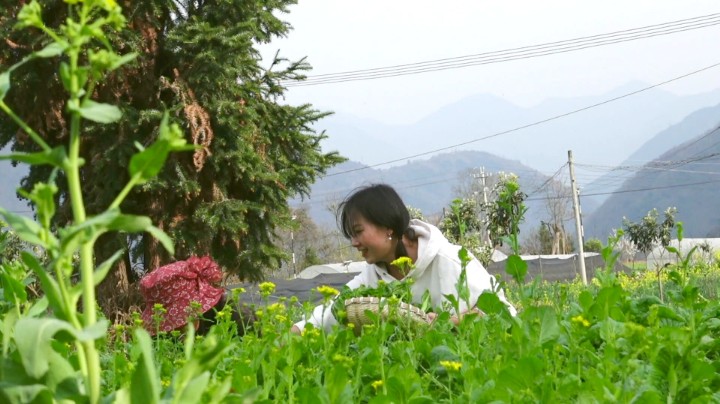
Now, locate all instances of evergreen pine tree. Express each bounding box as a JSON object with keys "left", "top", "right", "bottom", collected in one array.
[{"left": 0, "top": 0, "right": 344, "bottom": 311}]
